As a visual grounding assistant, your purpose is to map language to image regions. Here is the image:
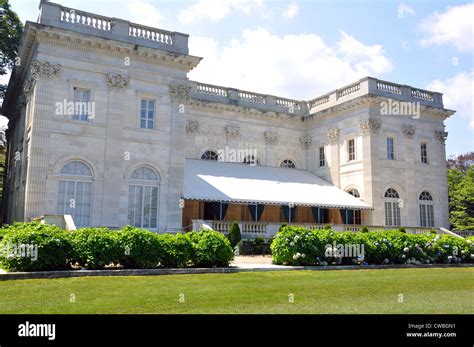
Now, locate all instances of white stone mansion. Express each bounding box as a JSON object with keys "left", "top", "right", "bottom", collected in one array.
[{"left": 2, "top": 1, "right": 454, "bottom": 237}]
